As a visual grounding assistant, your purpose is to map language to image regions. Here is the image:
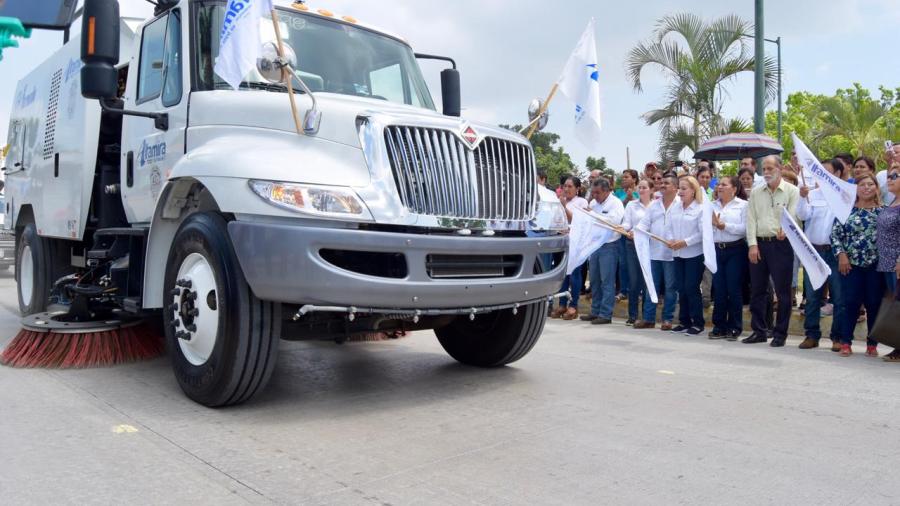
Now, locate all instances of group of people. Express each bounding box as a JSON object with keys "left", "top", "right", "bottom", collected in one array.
[{"left": 543, "top": 142, "right": 900, "bottom": 362}]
